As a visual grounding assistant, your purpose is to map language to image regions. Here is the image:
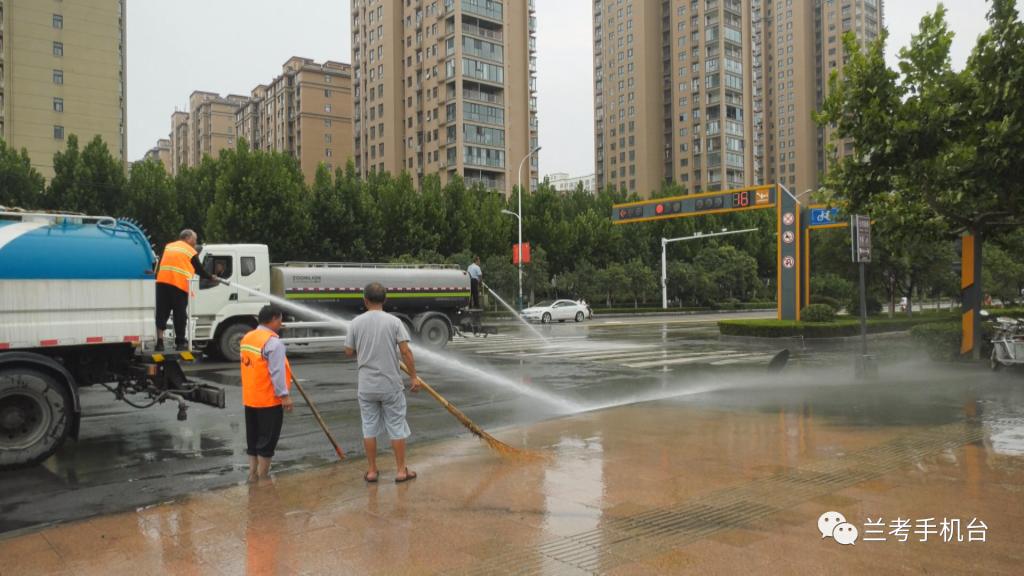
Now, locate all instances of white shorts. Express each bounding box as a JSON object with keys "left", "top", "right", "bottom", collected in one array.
[{"left": 358, "top": 390, "right": 410, "bottom": 440}]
